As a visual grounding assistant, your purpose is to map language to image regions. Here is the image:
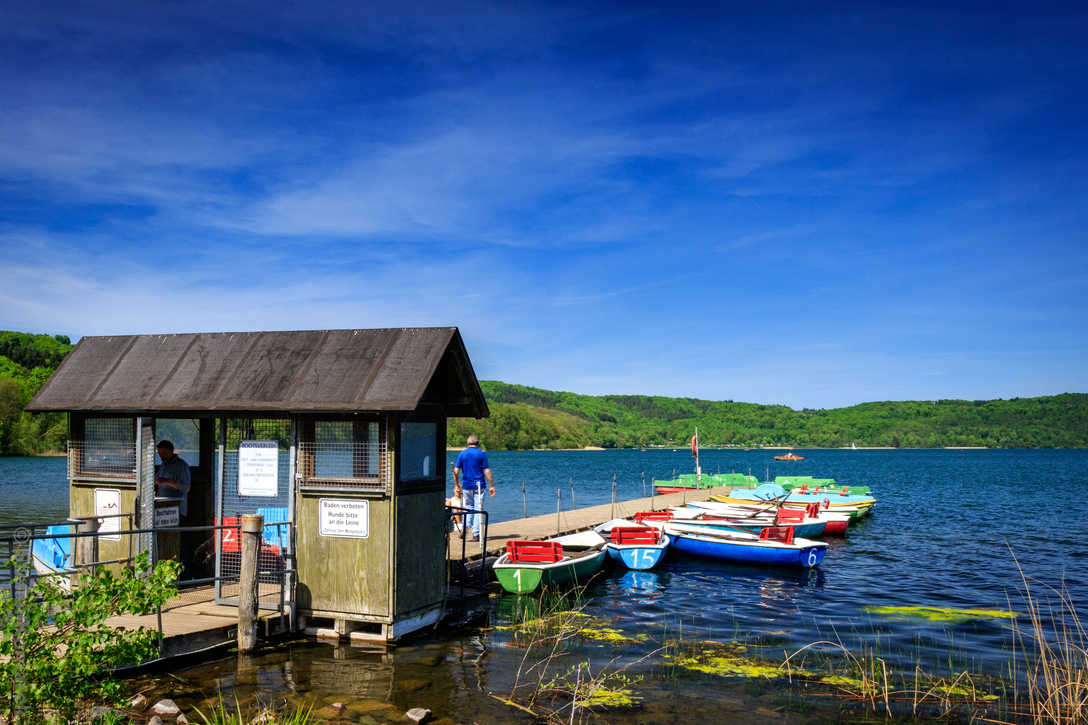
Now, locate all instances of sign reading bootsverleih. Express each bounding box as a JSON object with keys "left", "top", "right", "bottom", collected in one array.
[
  {"left": 319, "top": 499, "right": 369, "bottom": 538},
  {"left": 238, "top": 440, "right": 279, "bottom": 497}
]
